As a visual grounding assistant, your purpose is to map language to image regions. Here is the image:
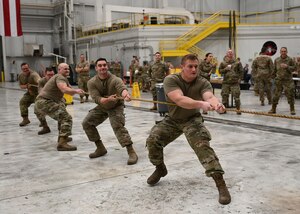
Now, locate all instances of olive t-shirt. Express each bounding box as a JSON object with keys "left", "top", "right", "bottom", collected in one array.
[
  {"left": 163, "top": 73, "right": 212, "bottom": 120},
  {"left": 19, "top": 70, "right": 40, "bottom": 95},
  {"left": 88, "top": 73, "right": 127, "bottom": 110},
  {"left": 38, "top": 74, "right": 69, "bottom": 102}
]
